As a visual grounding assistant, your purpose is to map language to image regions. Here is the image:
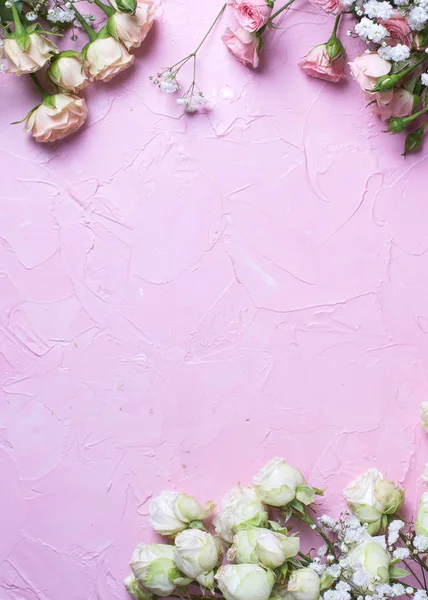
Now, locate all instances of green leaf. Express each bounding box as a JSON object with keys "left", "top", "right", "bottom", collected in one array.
[
  {"left": 389, "top": 567, "right": 411, "bottom": 579},
  {"left": 11, "top": 104, "right": 39, "bottom": 125},
  {"left": 269, "top": 520, "right": 288, "bottom": 535},
  {"left": 290, "top": 498, "right": 305, "bottom": 514},
  {"left": 296, "top": 486, "right": 315, "bottom": 506},
  {"left": 313, "top": 487, "right": 325, "bottom": 496},
  {"left": 107, "top": 15, "right": 119, "bottom": 40},
  {"left": 15, "top": 33, "right": 30, "bottom": 51}
]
